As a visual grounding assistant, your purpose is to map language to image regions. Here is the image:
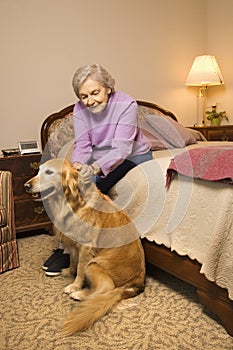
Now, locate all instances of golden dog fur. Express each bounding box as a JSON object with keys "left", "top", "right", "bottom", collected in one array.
[{"left": 25, "top": 158, "right": 145, "bottom": 335}]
